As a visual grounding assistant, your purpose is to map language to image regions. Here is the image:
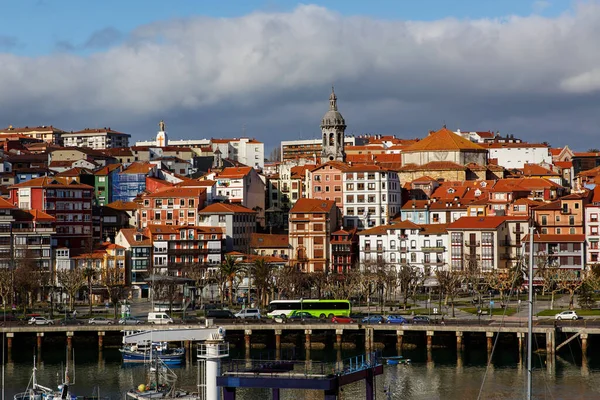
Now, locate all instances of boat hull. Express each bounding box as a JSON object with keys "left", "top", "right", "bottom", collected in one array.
[{"left": 120, "top": 349, "right": 185, "bottom": 365}]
